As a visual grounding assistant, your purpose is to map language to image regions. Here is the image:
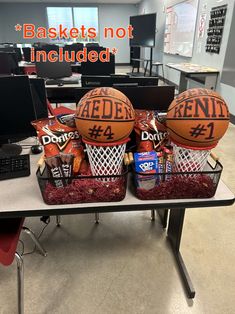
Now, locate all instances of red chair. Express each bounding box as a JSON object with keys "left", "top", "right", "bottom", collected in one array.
[
  {"left": 23, "top": 65, "right": 37, "bottom": 75},
  {"left": 0, "top": 218, "right": 47, "bottom": 314},
  {"left": 47, "top": 99, "right": 75, "bottom": 117}
]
